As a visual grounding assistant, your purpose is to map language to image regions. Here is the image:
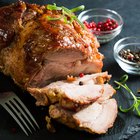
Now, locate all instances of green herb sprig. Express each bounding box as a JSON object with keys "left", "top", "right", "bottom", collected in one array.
[
  {"left": 46, "top": 3, "right": 85, "bottom": 28},
  {"left": 114, "top": 75, "right": 140, "bottom": 116}
]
